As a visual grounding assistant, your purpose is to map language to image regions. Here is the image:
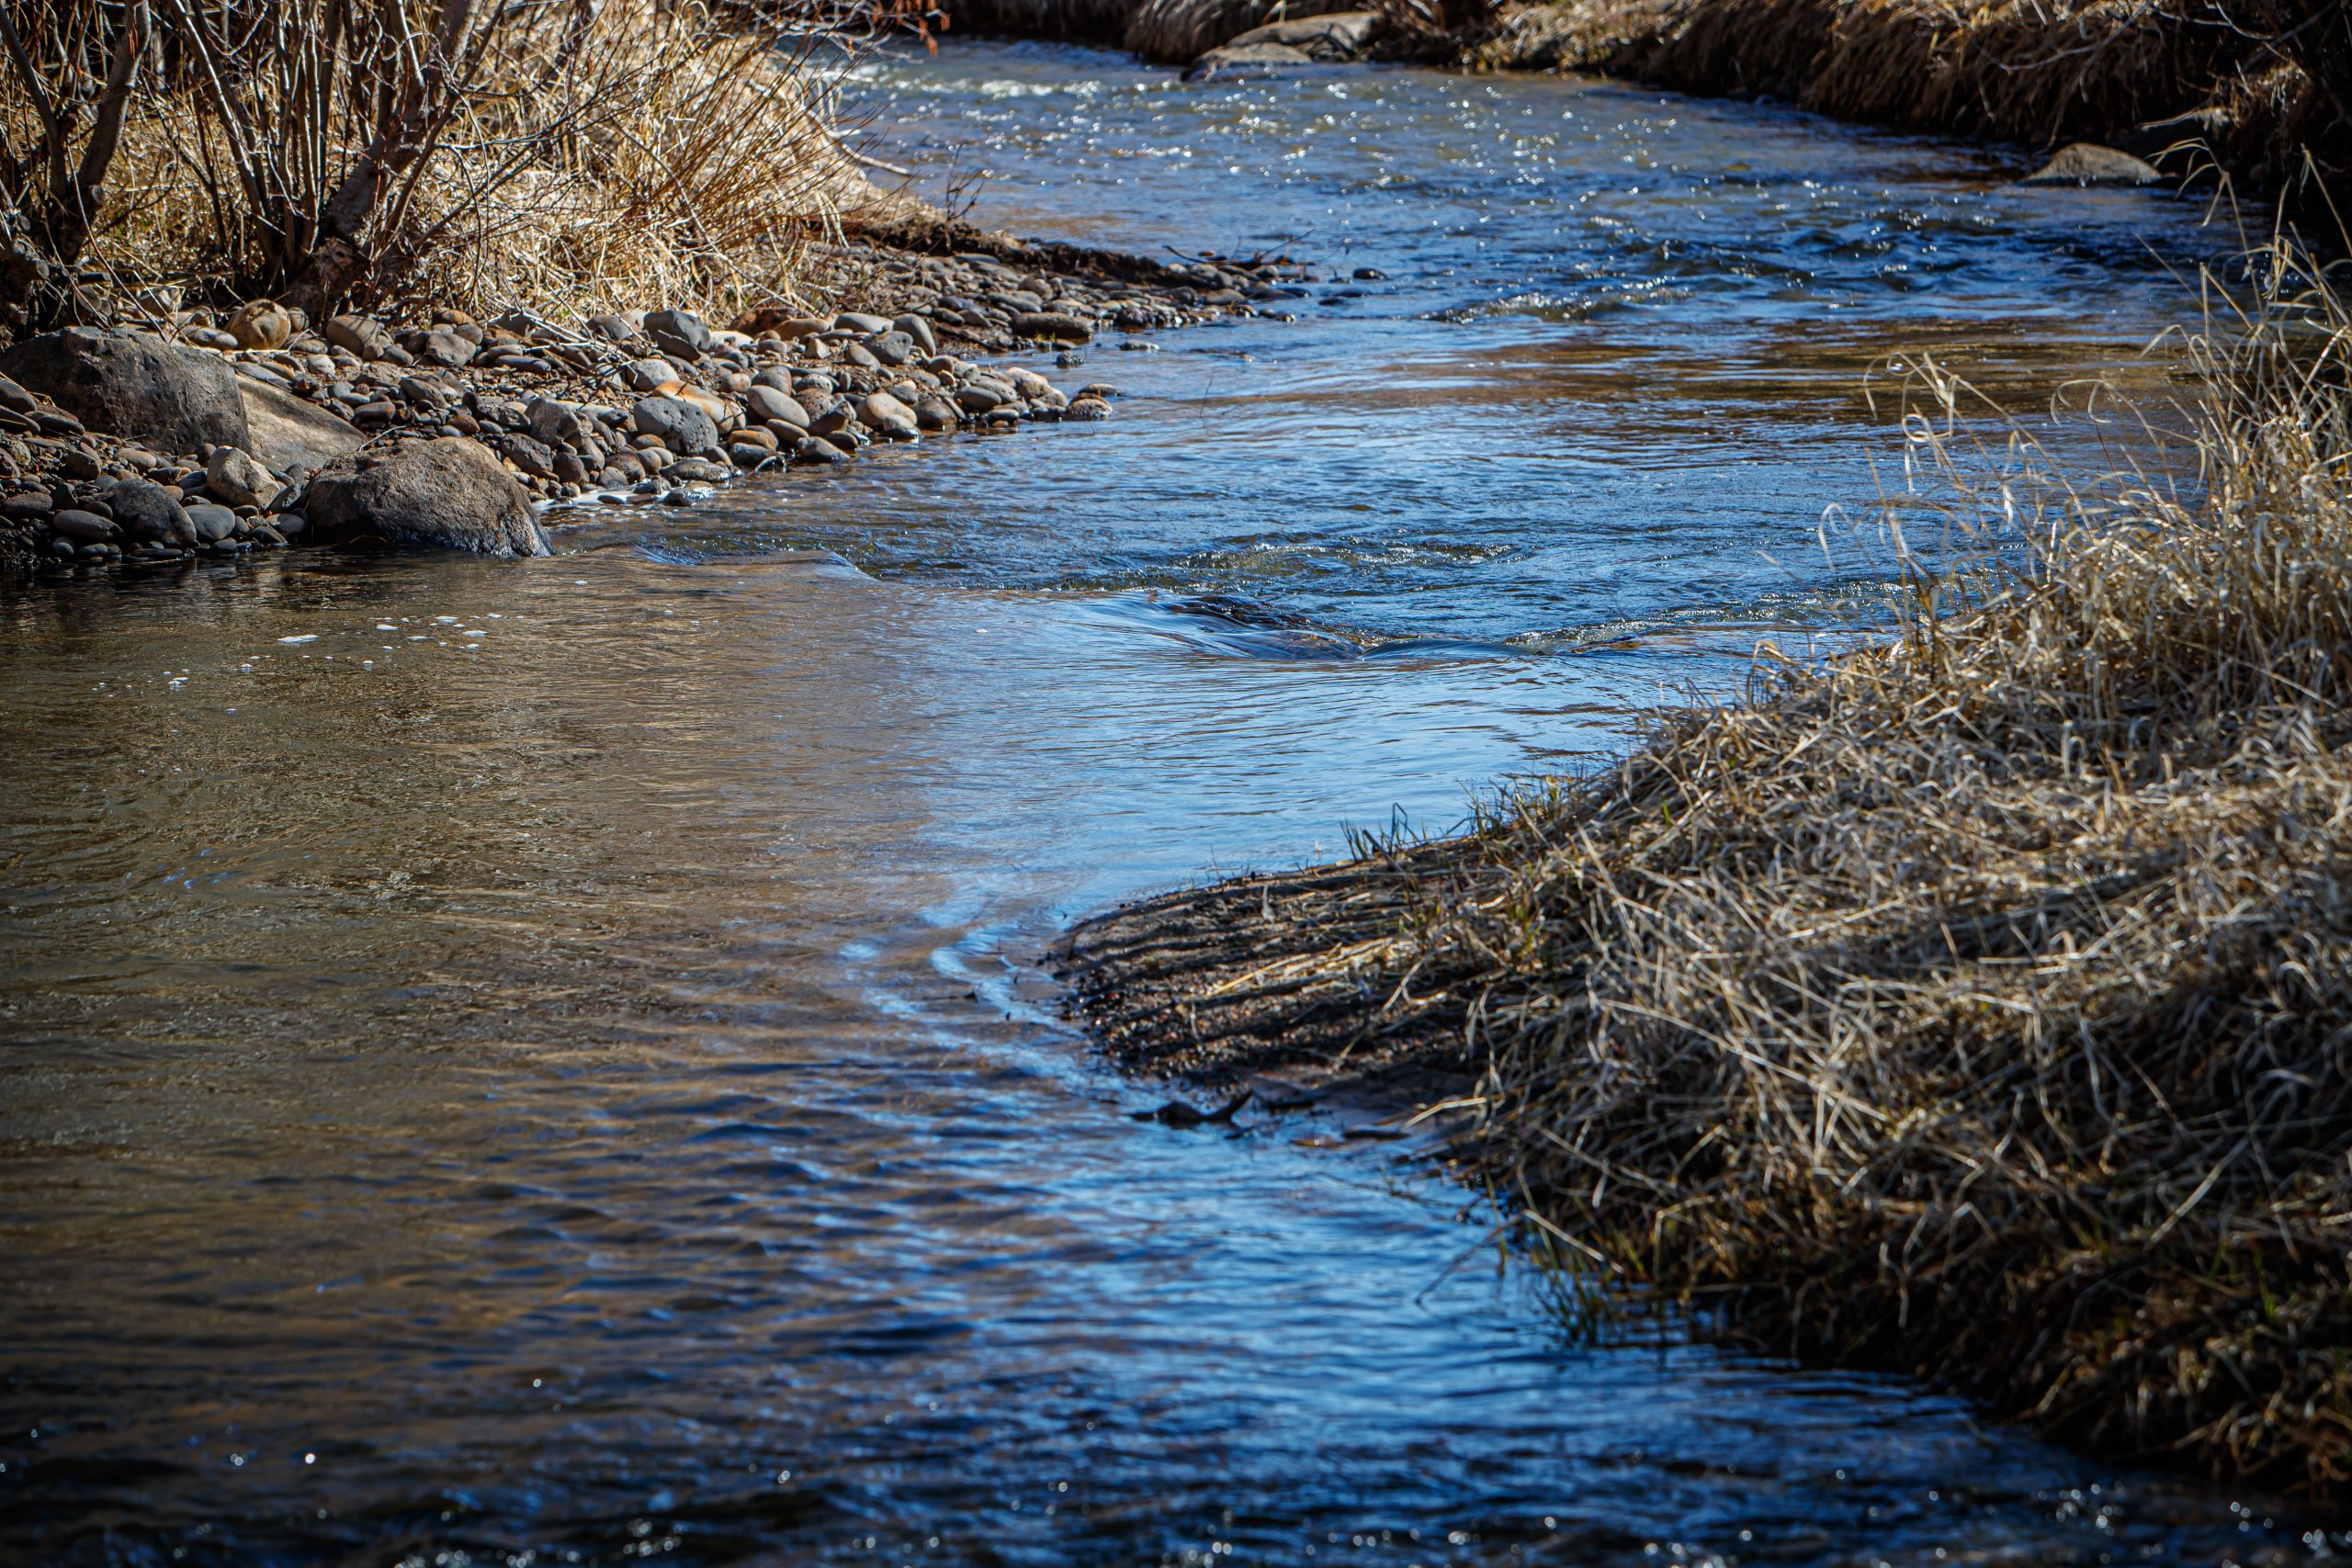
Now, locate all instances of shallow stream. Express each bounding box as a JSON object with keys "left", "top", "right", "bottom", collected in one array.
[{"left": 3, "top": 39, "right": 2329, "bottom": 1568}]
